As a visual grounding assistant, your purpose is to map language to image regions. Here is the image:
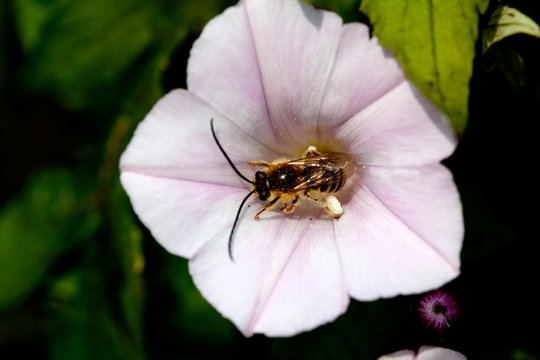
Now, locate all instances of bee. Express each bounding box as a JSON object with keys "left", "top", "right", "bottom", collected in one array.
[{"left": 211, "top": 119, "right": 356, "bottom": 260}]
